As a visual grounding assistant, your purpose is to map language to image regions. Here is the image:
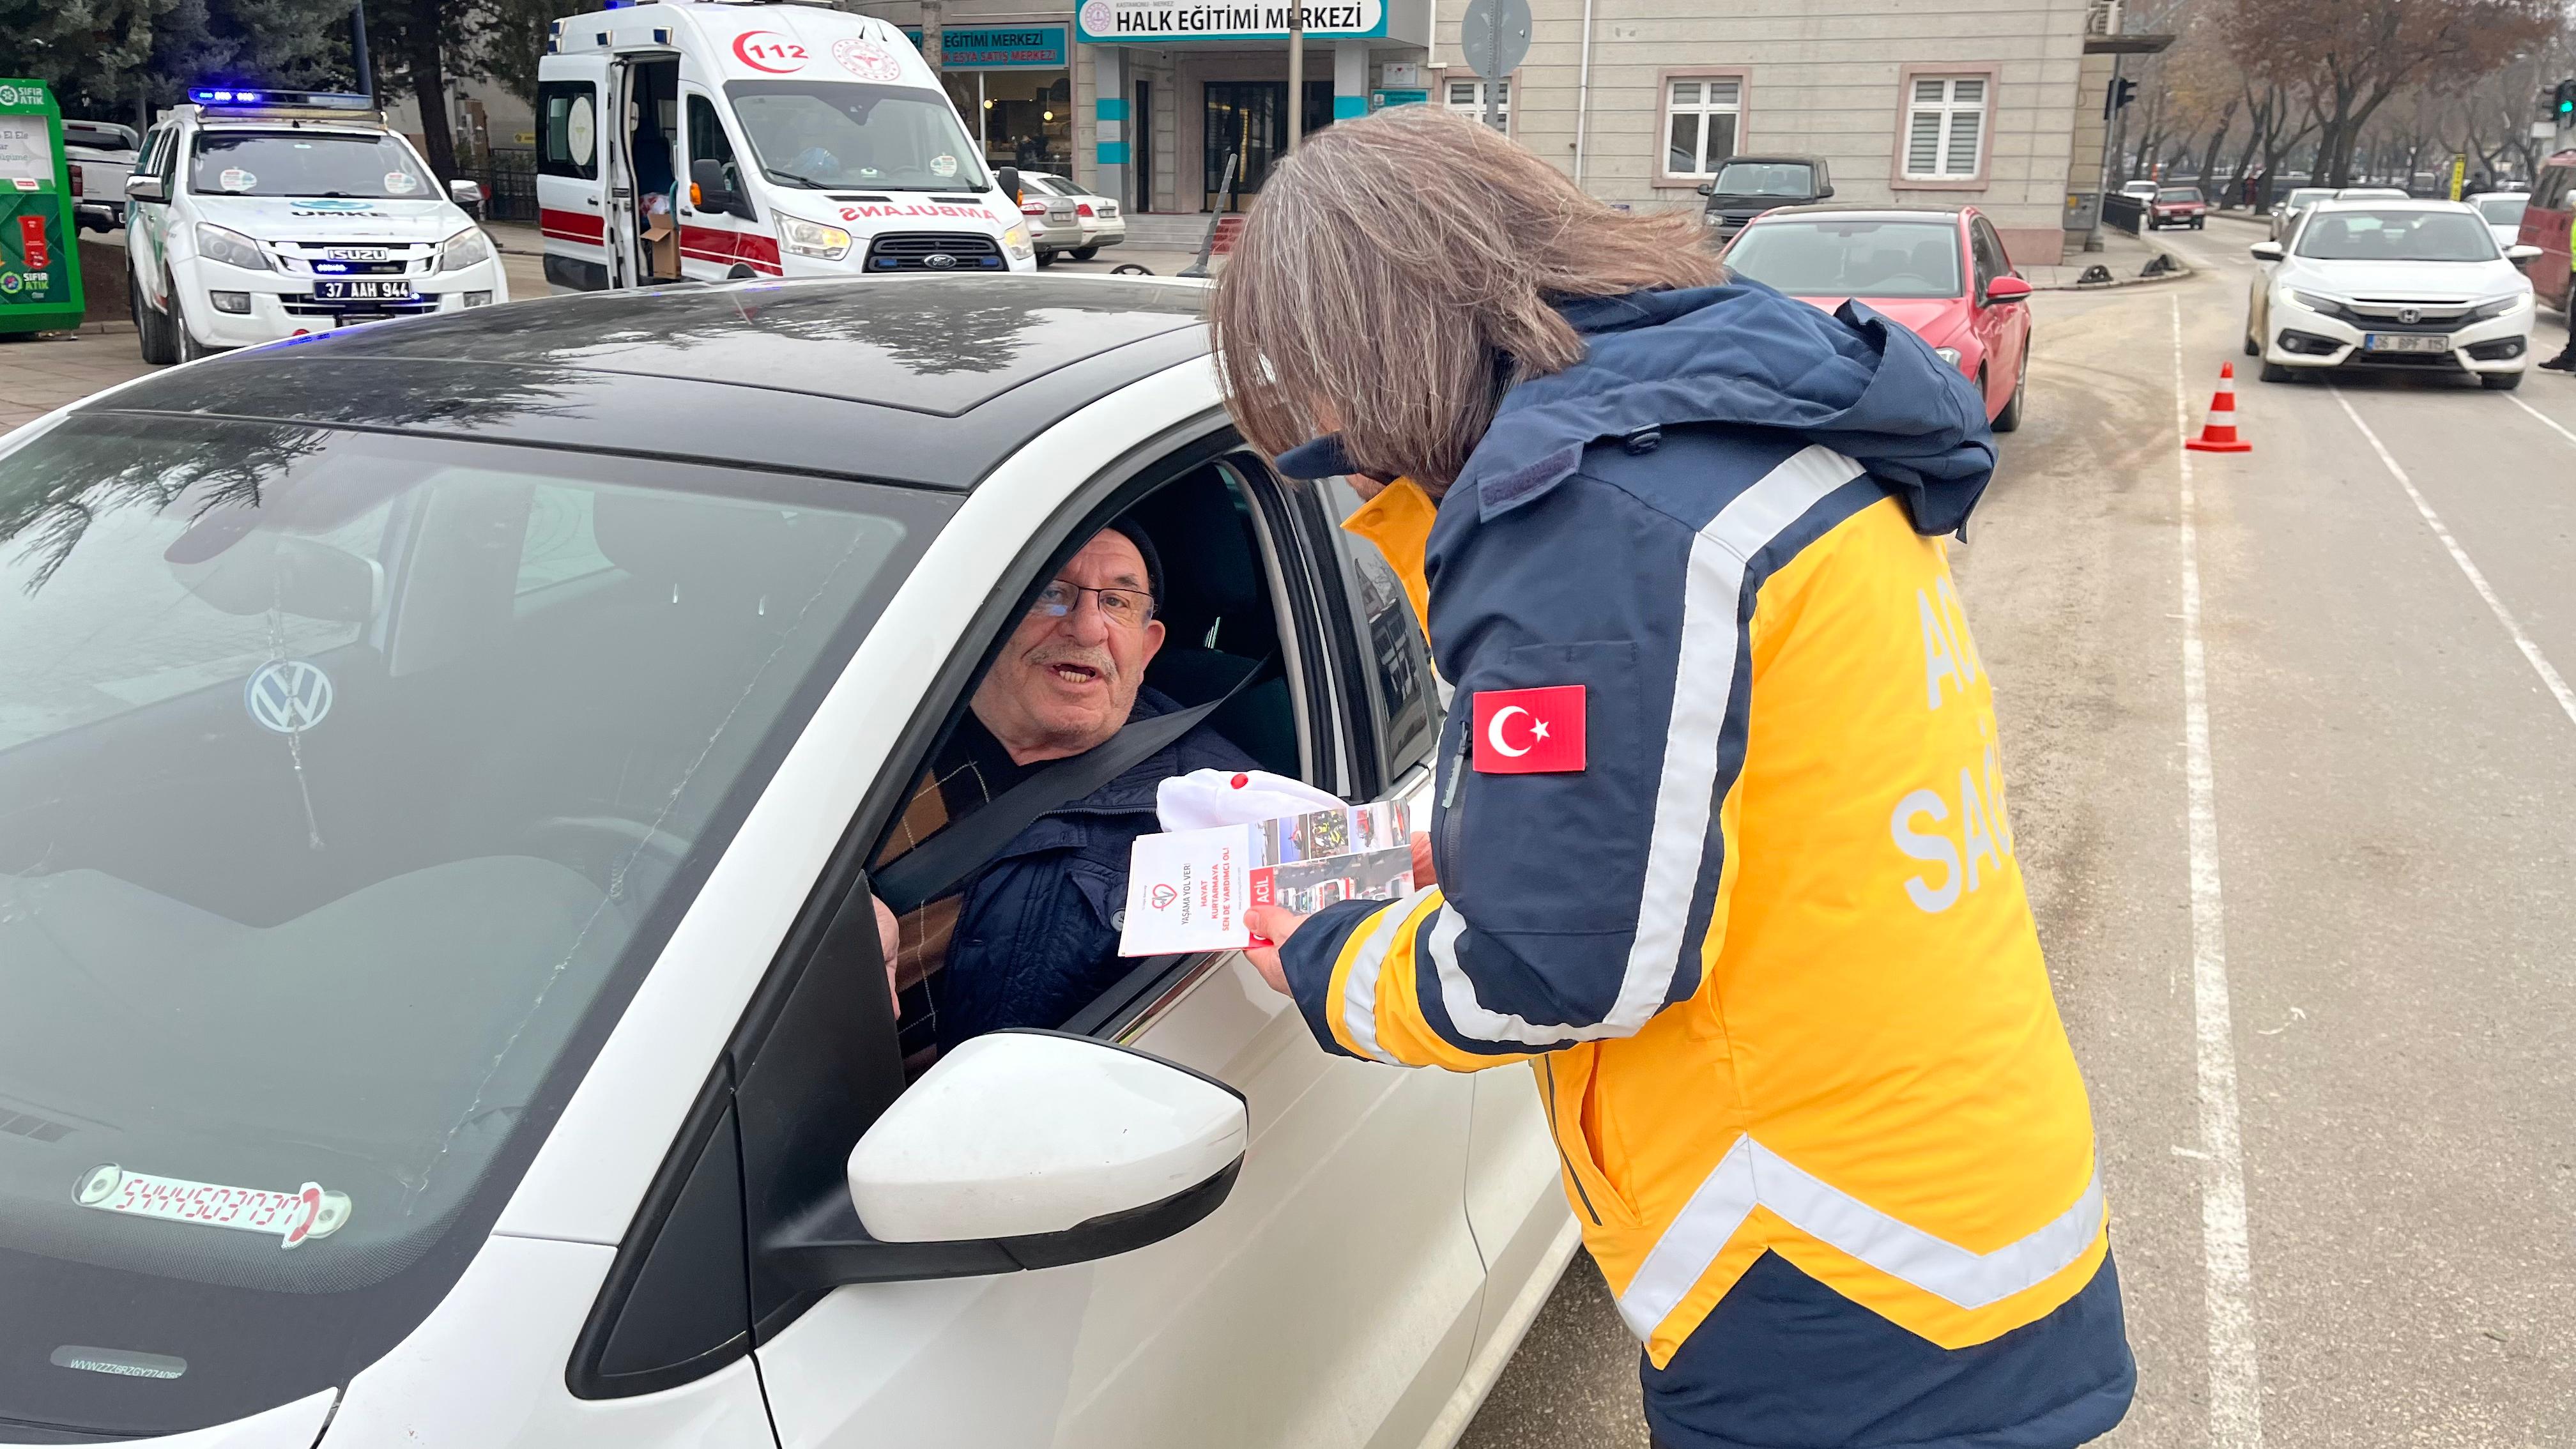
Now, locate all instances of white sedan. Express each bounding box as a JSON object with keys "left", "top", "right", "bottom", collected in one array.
[
  {"left": 2244, "top": 197, "right": 2543, "bottom": 390},
  {"left": 0, "top": 277, "right": 1572, "bottom": 1448}
]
